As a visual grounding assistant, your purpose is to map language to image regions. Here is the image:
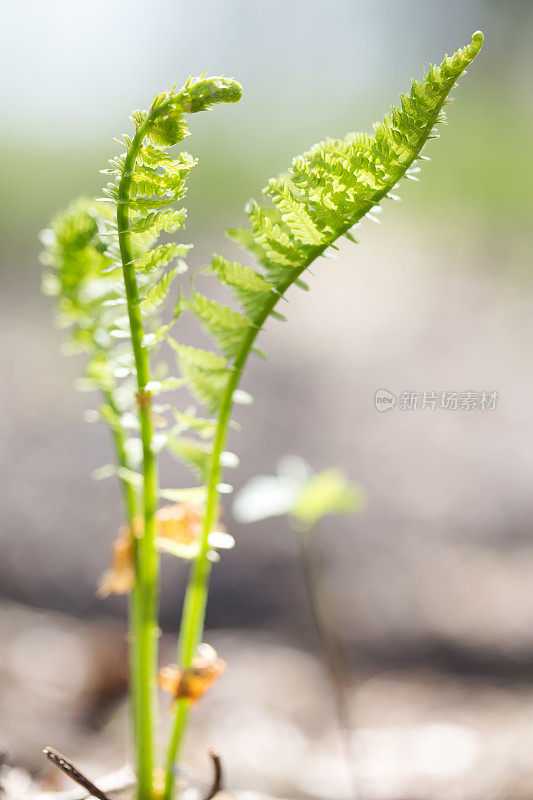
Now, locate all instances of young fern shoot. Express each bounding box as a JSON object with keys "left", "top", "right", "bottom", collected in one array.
[
  {"left": 41, "top": 197, "right": 153, "bottom": 795},
  {"left": 43, "top": 76, "right": 242, "bottom": 800},
  {"left": 43, "top": 31, "right": 482, "bottom": 800},
  {"left": 103, "top": 76, "right": 242, "bottom": 799},
  {"left": 162, "top": 31, "right": 483, "bottom": 799}
]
